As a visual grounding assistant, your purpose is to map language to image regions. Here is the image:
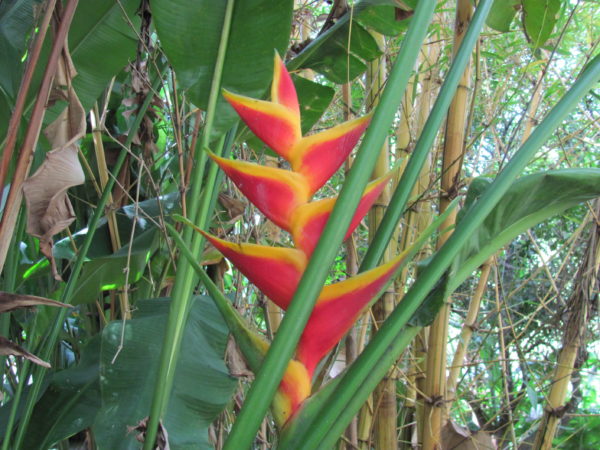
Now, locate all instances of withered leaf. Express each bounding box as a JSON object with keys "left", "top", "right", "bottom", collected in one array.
[
  {"left": 22, "top": 46, "right": 86, "bottom": 280},
  {"left": 127, "top": 417, "right": 170, "bottom": 450},
  {"left": 0, "top": 291, "right": 71, "bottom": 313},
  {"left": 218, "top": 192, "right": 246, "bottom": 220},
  {"left": 441, "top": 420, "right": 496, "bottom": 449},
  {"left": 226, "top": 335, "right": 253, "bottom": 378},
  {"left": 0, "top": 336, "right": 51, "bottom": 368}
]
